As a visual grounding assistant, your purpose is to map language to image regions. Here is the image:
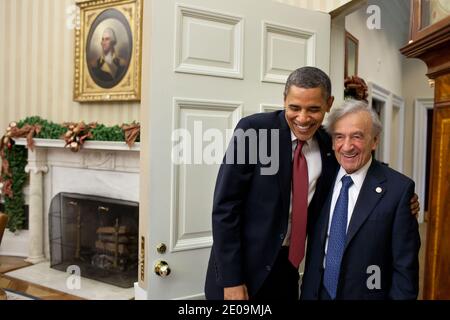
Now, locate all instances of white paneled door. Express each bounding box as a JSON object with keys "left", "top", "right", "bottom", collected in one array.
[{"left": 139, "top": 0, "right": 330, "bottom": 299}]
